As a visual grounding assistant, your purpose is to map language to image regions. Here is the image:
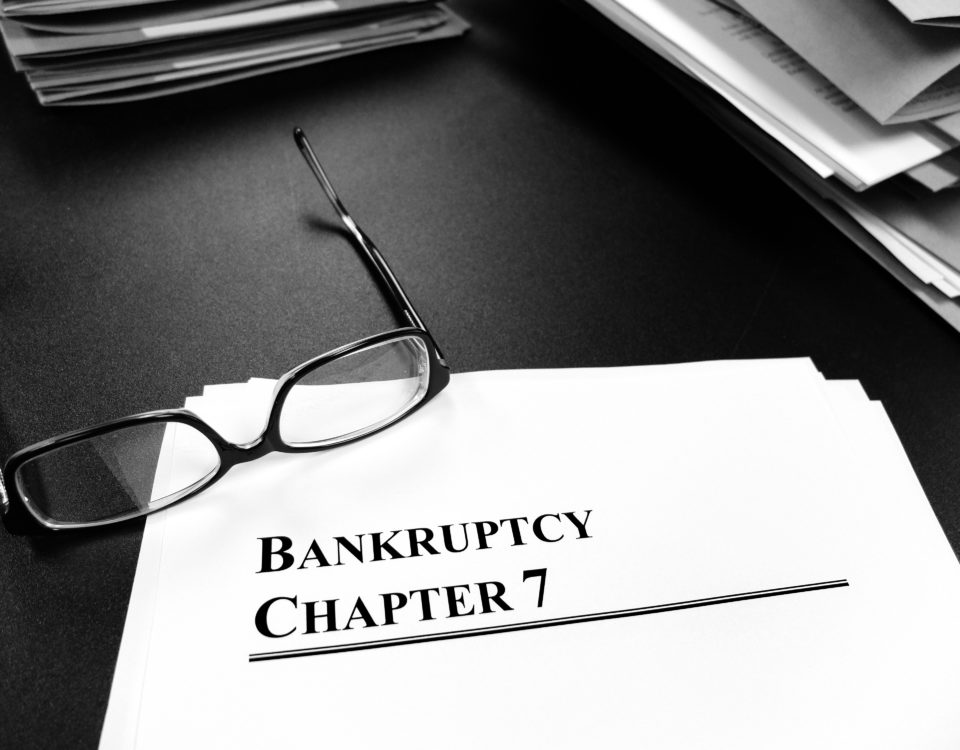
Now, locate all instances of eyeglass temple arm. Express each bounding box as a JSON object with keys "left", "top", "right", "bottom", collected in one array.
[{"left": 293, "top": 128, "right": 433, "bottom": 339}]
